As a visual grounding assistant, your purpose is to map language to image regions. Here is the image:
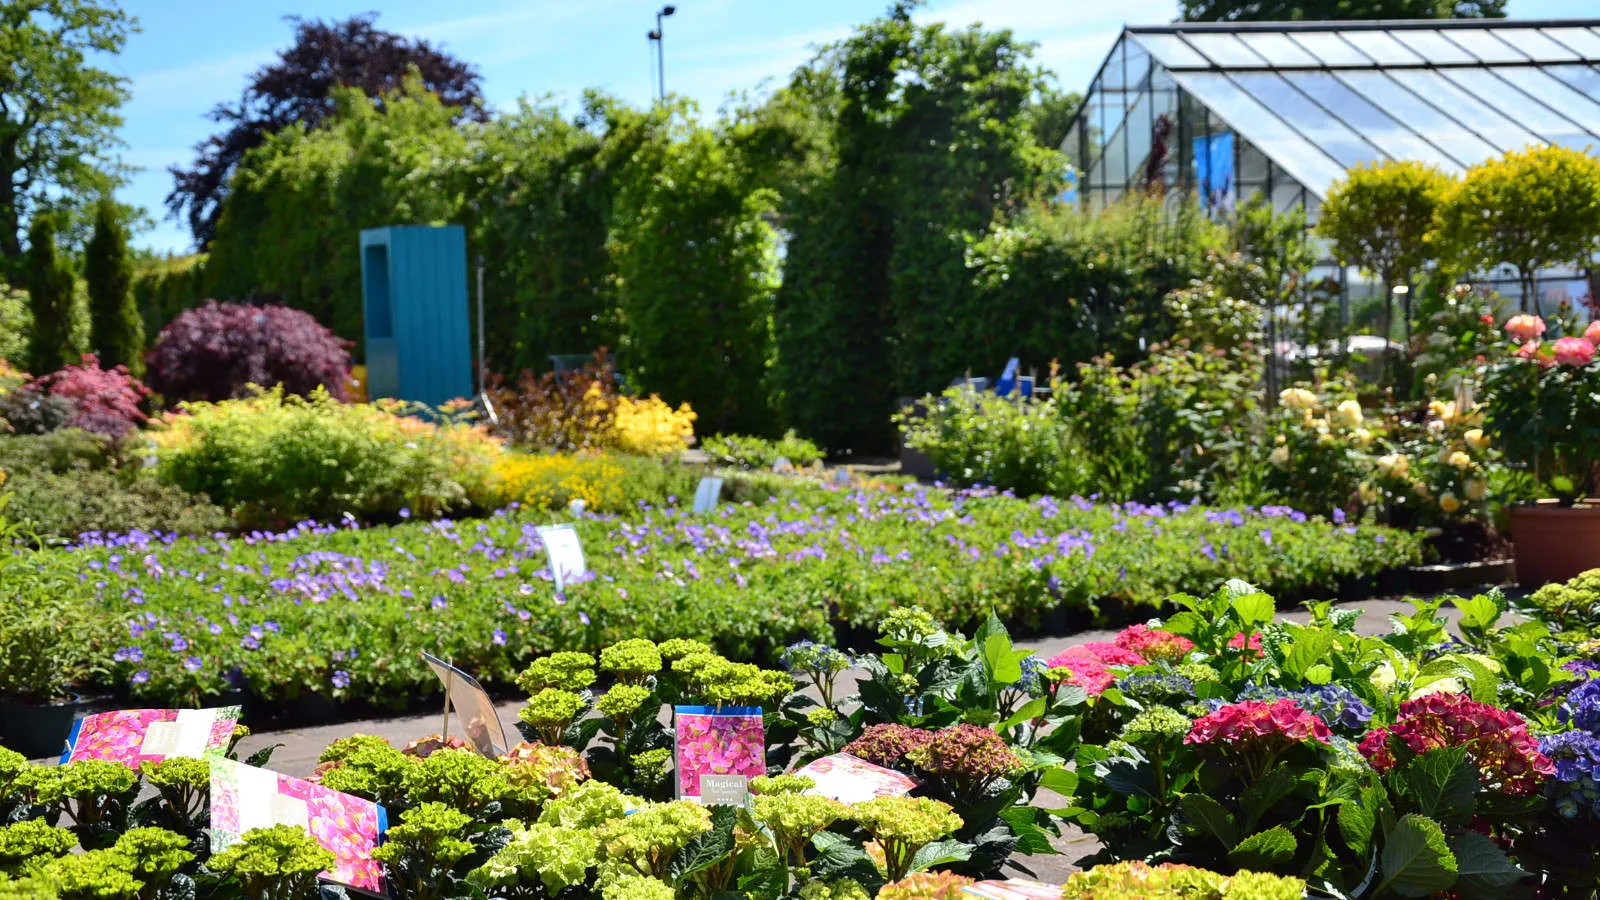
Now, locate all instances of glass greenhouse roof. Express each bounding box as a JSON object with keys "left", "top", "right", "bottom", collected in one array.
[{"left": 1115, "top": 19, "right": 1600, "bottom": 197}]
